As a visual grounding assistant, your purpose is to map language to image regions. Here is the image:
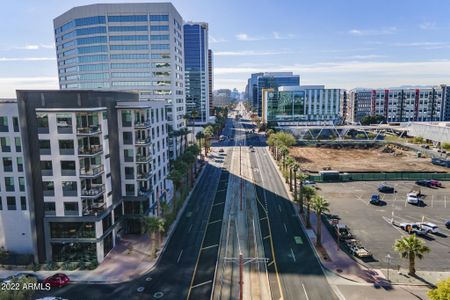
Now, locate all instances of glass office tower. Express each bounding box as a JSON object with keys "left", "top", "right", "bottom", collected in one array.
[{"left": 183, "top": 22, "right": 209, "bottom": 124}]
